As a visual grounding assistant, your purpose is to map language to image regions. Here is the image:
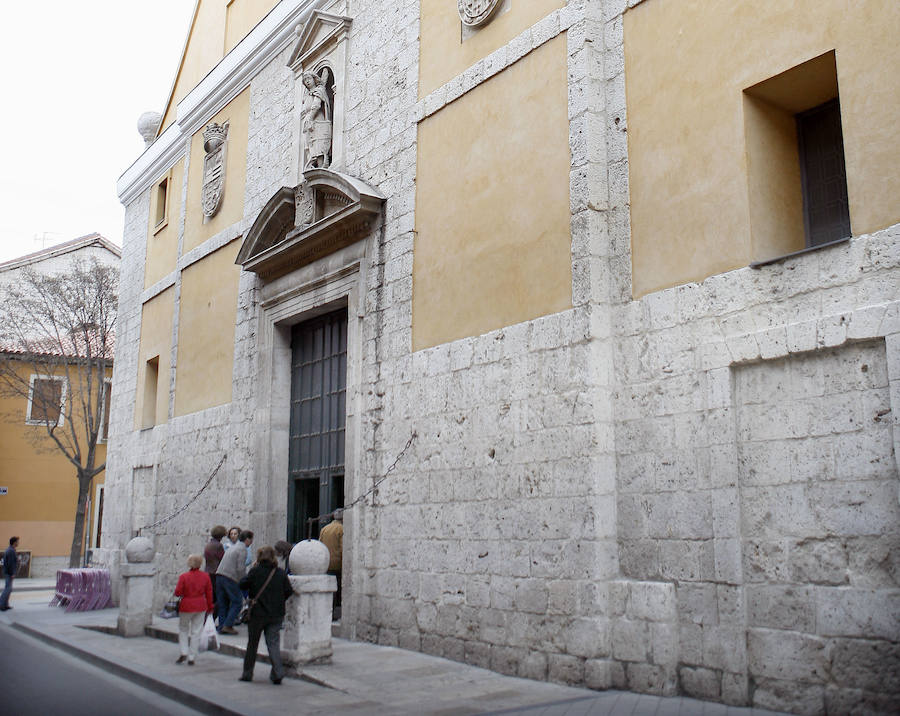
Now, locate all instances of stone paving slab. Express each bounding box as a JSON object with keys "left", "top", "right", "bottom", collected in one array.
[{"left": 1, "top": 602, "right": 788, "bottom": 715}]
